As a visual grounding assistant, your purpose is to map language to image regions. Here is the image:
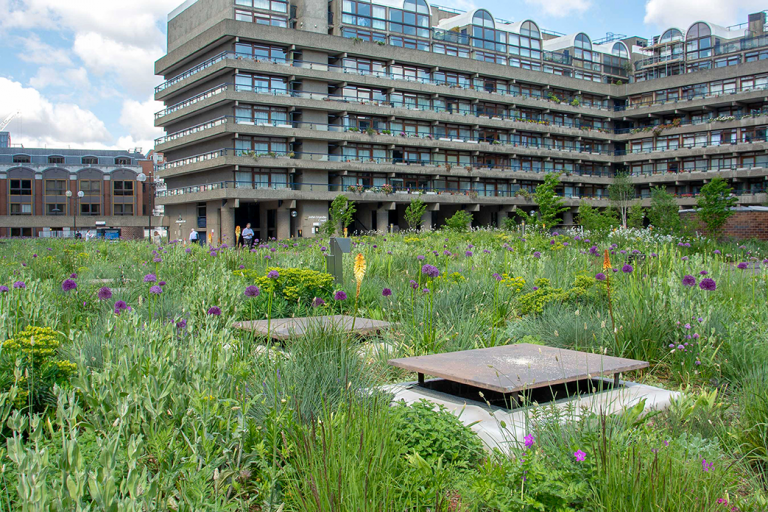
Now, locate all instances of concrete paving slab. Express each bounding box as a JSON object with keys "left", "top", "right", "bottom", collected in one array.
[{"left": 234, "top": 315, "right": 391, "bottom": 340}]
